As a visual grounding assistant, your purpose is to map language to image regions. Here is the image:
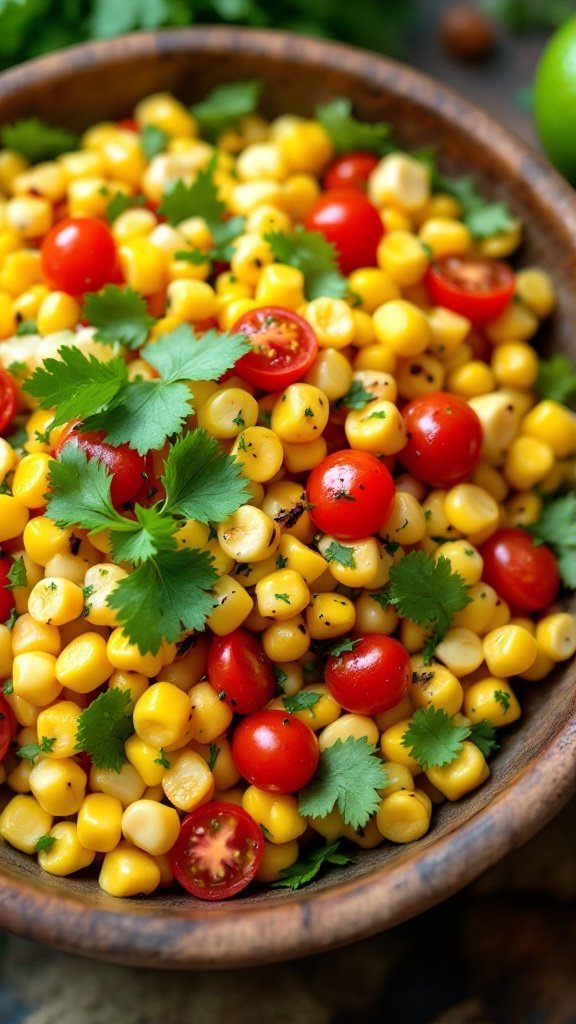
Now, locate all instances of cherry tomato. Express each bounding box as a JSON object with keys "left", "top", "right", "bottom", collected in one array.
[
  {"left": 0, "top": 369, "right": 18, "bottom": 436},
  {"left": 0, "top": 557, "right": 15, "bottom": 624},
  {"left": 207, "top": 629, "right": 275, "bottom": 715},
  {"left": 41, "top": 217, "right": 117, "bottom": 295},
  {"left": 399, "top": 391, "right": 483, "bottom": 488},
  {"left": 0, "top": 694, "right": 17, "bottom": 762},
  {"left": 425, "top": 255, "right": 515, "bottom": 325},
  {"left": 56, "top": 429, "right": 146, "bottom": 506},
  {"left": 169, "top": 801, "right": 264, "bottom": 900},
  {"left": 305, "top": 189, "right": 384, "bottom": 275},
  {"left": 306, "top": 449, "right": 396, "bottom": 540},
  {"left": 230, "top": 306, "right": 318, "bottom": 390},
  {"left": 232, "top": 709, "right": 319, "bottom": 794},
  {"left": 479, "top": 528, "right": 560, "bottom": 613},
  {"left": 323, "top": 152, "right": 380, "bottom": 192},
  {"left": 325, "top": 635, "right": 411, "bottom": 715}
]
